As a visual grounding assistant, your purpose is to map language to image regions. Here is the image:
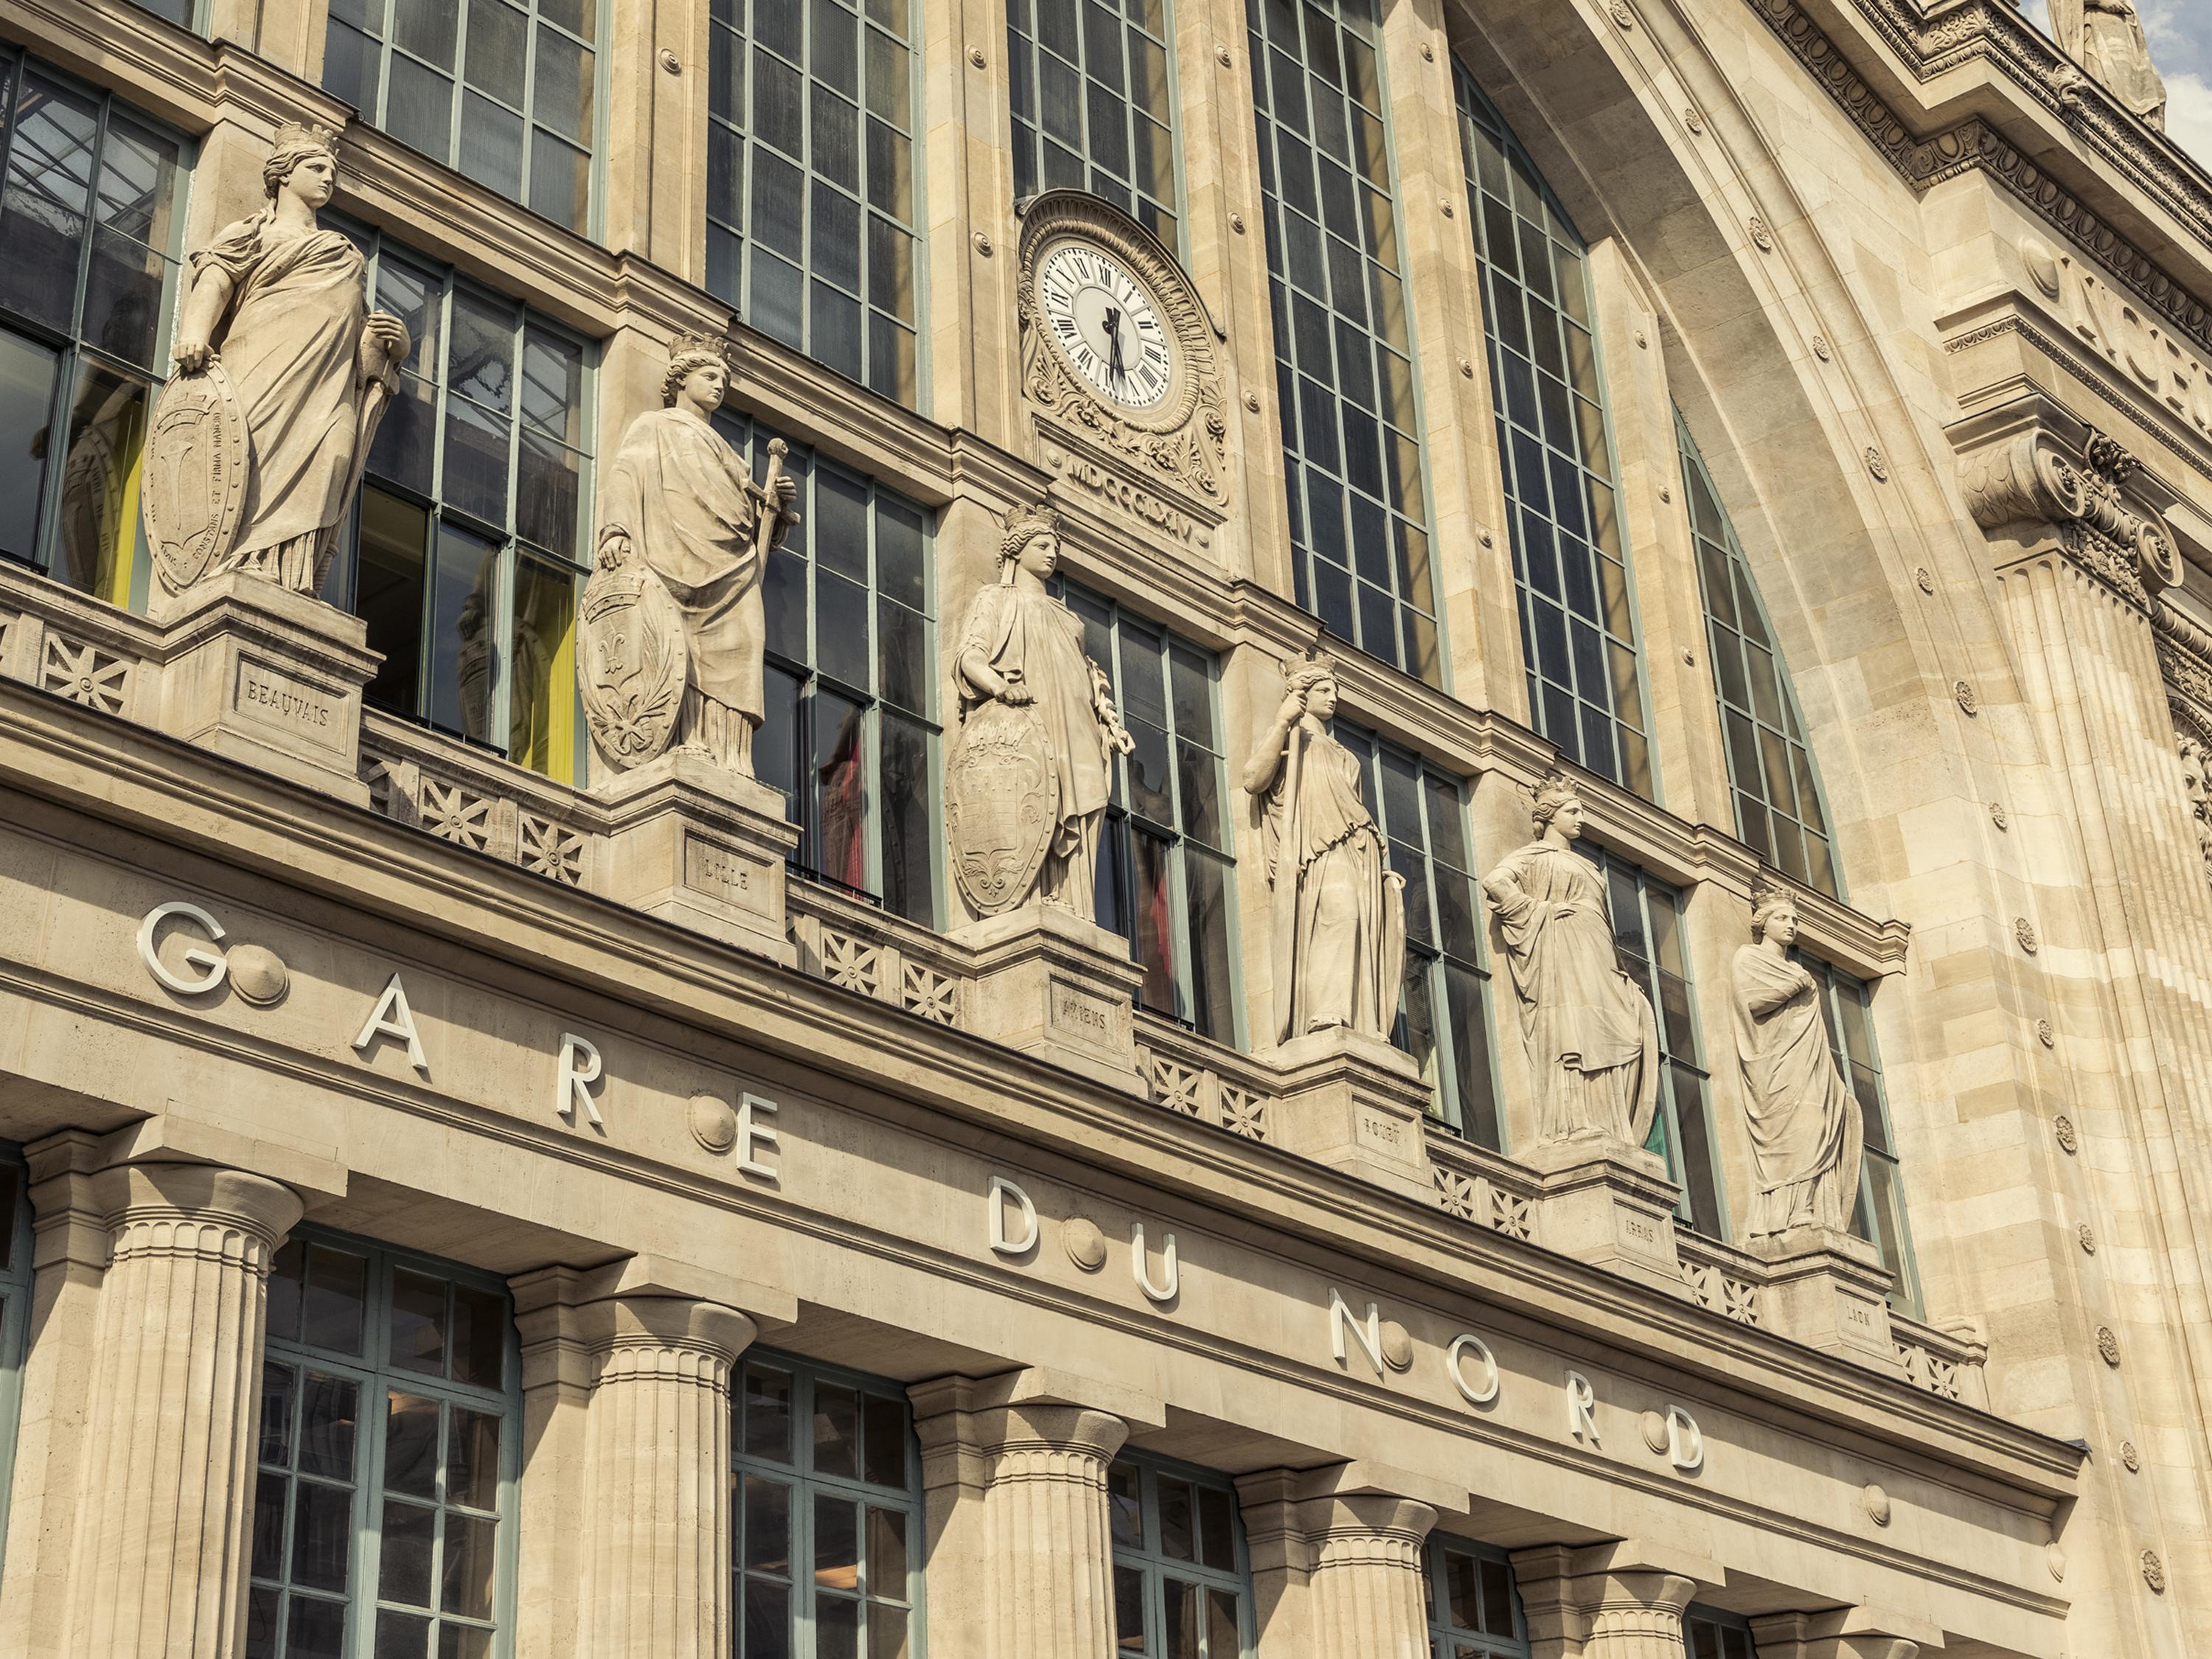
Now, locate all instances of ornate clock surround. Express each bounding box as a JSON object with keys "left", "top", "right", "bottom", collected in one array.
[{"left": 1015, "top": 190, "right": 1230, "bottom": 522}]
